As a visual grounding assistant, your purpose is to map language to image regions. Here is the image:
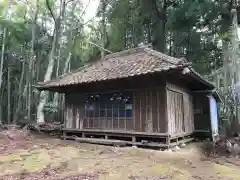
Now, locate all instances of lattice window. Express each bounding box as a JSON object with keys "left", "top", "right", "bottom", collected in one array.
[{"left": 84, "top": 92, "right": 133, "bottom": 119}]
